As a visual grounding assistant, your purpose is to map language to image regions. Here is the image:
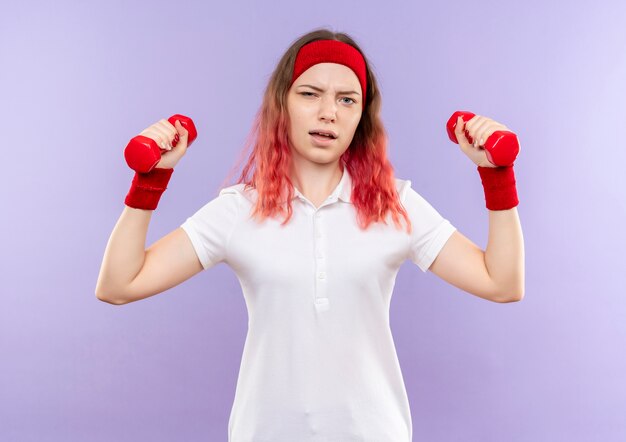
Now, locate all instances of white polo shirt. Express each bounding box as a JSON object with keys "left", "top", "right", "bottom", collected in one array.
[{"left": 180, "top": 167, "right": 456, "bottom": 441}]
